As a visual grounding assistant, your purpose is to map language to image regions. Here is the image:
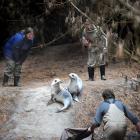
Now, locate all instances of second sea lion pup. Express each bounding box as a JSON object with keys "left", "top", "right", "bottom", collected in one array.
[
  {"left": 67, "top": 73, "right": 83, "bottom": 102},
  {"left": 47, "top": 78, "right": 73, "bottom": 113}
]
